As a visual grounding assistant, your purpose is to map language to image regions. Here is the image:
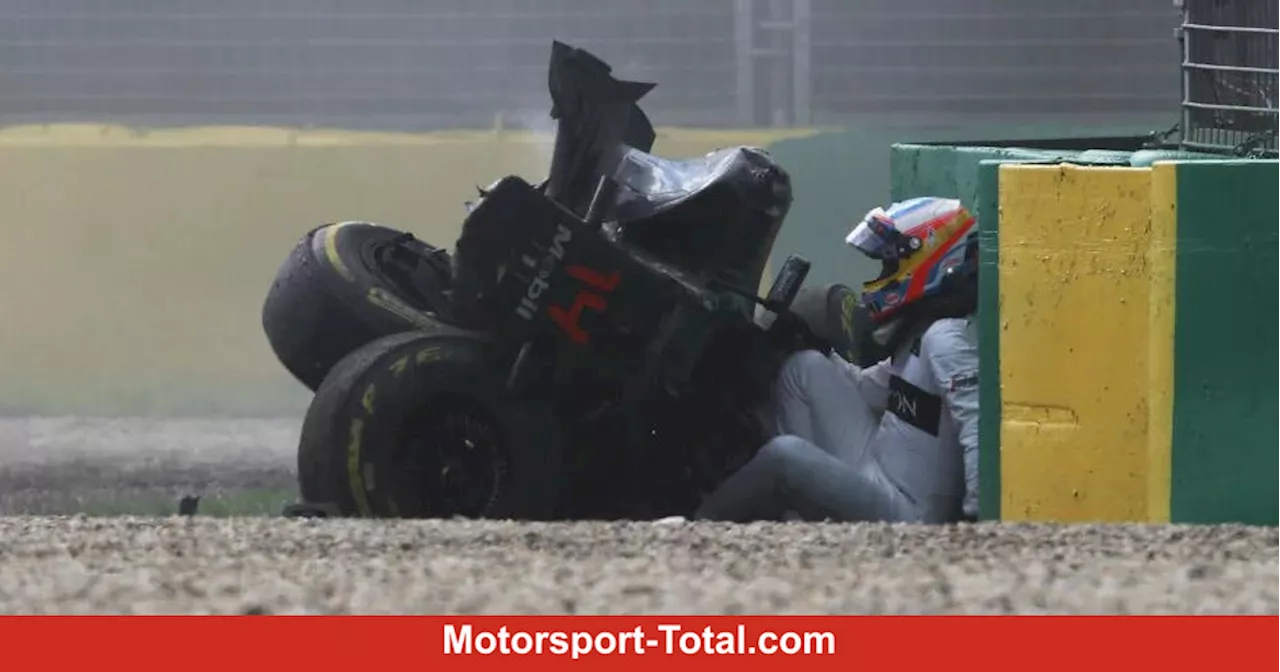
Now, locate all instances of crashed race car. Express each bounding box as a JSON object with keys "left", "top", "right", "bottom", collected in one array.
[{"left": 261, "top": 41, "right": 878, "bottom": 520}]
